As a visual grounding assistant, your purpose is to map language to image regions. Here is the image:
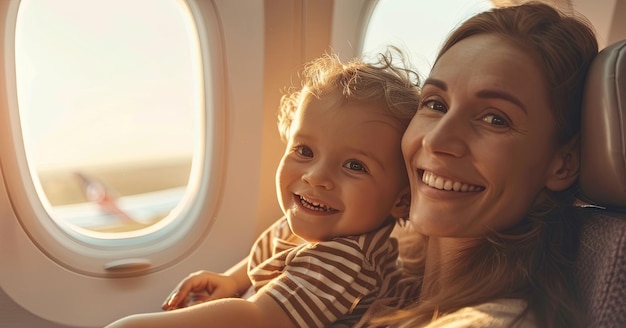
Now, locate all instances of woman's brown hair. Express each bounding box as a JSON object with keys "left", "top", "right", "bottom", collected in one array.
[{"left": 361, "top": 3, "right": 597, "bottom": 327}]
